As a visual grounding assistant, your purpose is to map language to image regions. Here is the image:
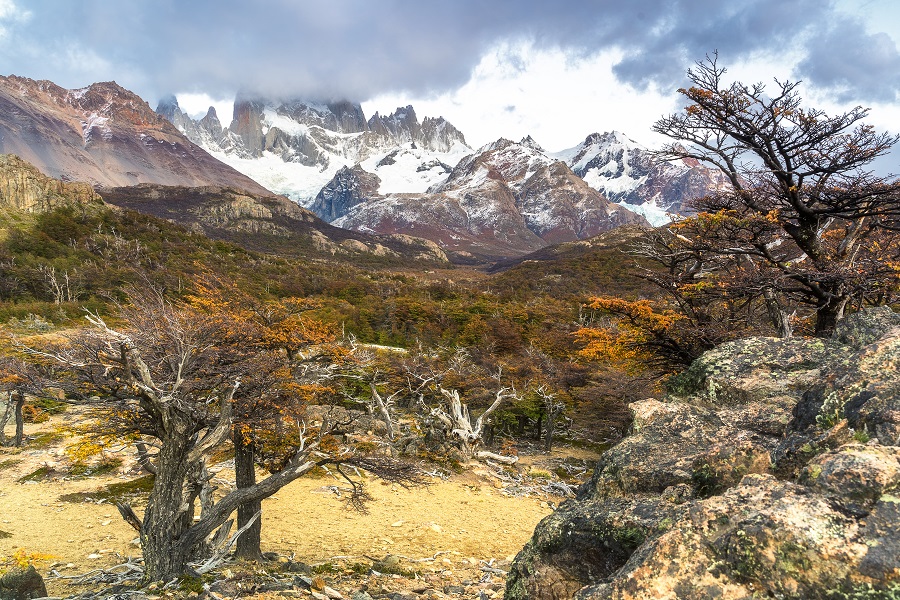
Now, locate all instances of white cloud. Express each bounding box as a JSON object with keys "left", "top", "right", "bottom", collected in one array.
[
  {"left": 176, "top": 92, "right": 234, "bottom": 125},
  {"left": 363, "top": 42, "right": 679, "bottom": 152},
  {"left": 0, "top": 0, "right": 30, "bottom": 40}
]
